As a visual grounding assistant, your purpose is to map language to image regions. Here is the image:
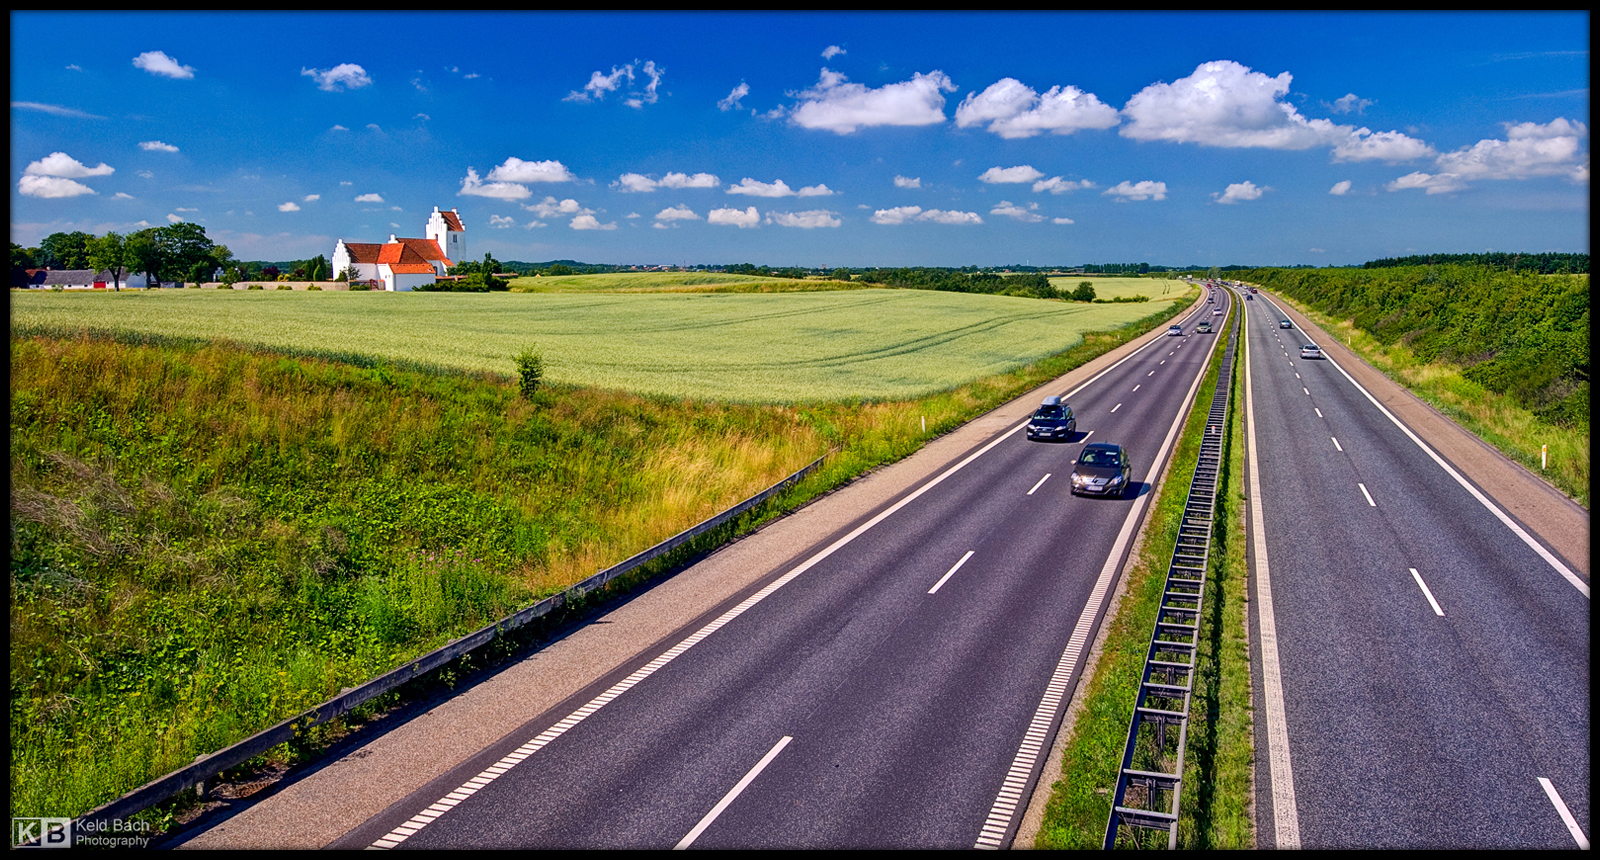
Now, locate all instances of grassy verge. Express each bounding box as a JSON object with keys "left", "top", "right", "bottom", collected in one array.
[
  {"left": 1034, "top": 315, "right": 1253, "bottom": 848},
  {"left": 9, "top": 300, "right": 1190, "bottom": 828},
  {"left": 1269, "top": 292, "right": 1588, "bottom": 509}
]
